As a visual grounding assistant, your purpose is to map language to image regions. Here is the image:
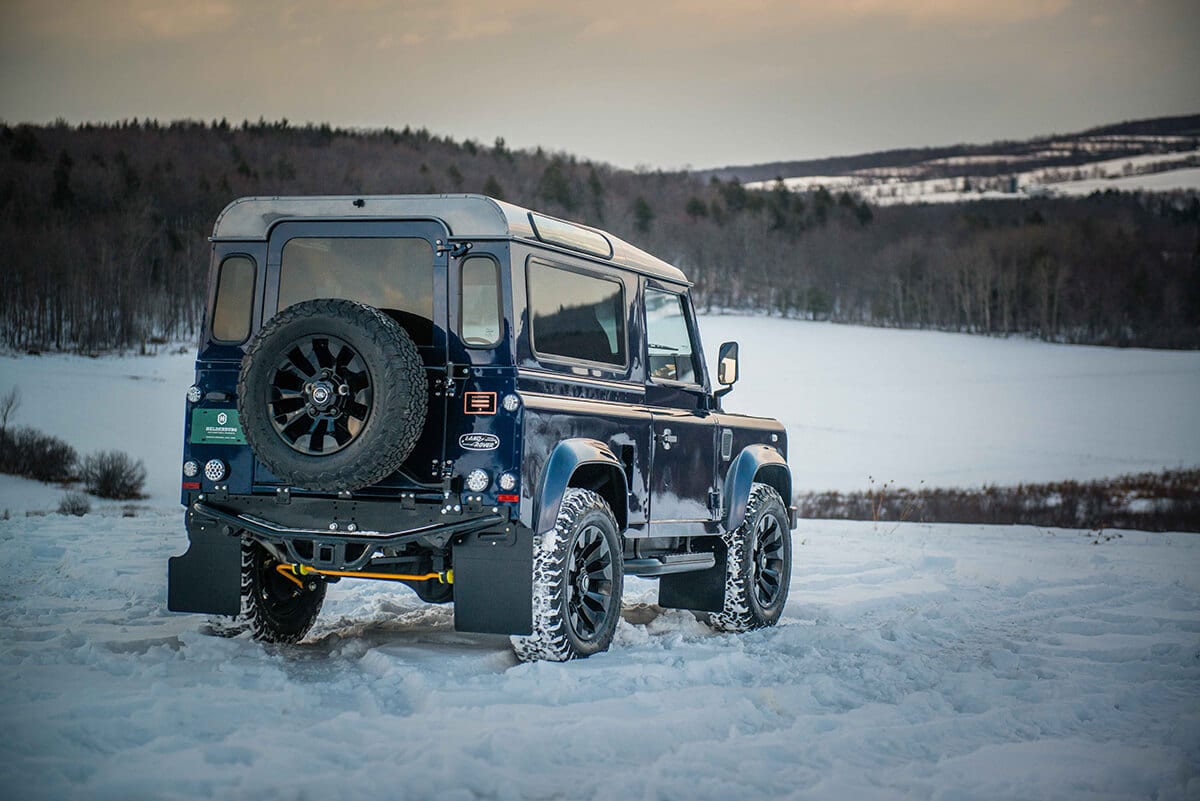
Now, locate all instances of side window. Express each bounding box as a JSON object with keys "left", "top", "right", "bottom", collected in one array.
[
  {"left": 527, "top": 260, "right": 626, "bottom": 367},
  {"left": 460, "top": 256, "right": 501, "bottom": 347},
  {"left": 645, "top": 287, "right": 698, "bottom": 384},
  {"left": 279, "top": 237, "right": 434, "bottom": 343},
  {"left": 211, "top": 255, "right": 255, "bottom": 343}
]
